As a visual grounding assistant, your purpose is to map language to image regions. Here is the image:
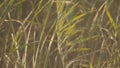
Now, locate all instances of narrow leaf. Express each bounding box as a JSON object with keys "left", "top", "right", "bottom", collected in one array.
[{"left": 105, "top": 5, "right": 118, "bottom": 30}]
